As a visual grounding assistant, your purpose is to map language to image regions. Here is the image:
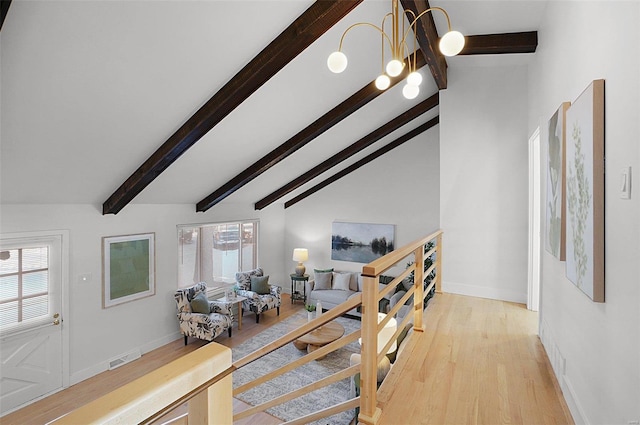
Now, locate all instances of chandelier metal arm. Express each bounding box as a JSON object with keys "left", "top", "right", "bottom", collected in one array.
[
  {"left": 337, "top": 22, "right": 393, "bottom": 54},
  {"left": 402, "top": 6, "right": 452, "bottom": 47}
]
